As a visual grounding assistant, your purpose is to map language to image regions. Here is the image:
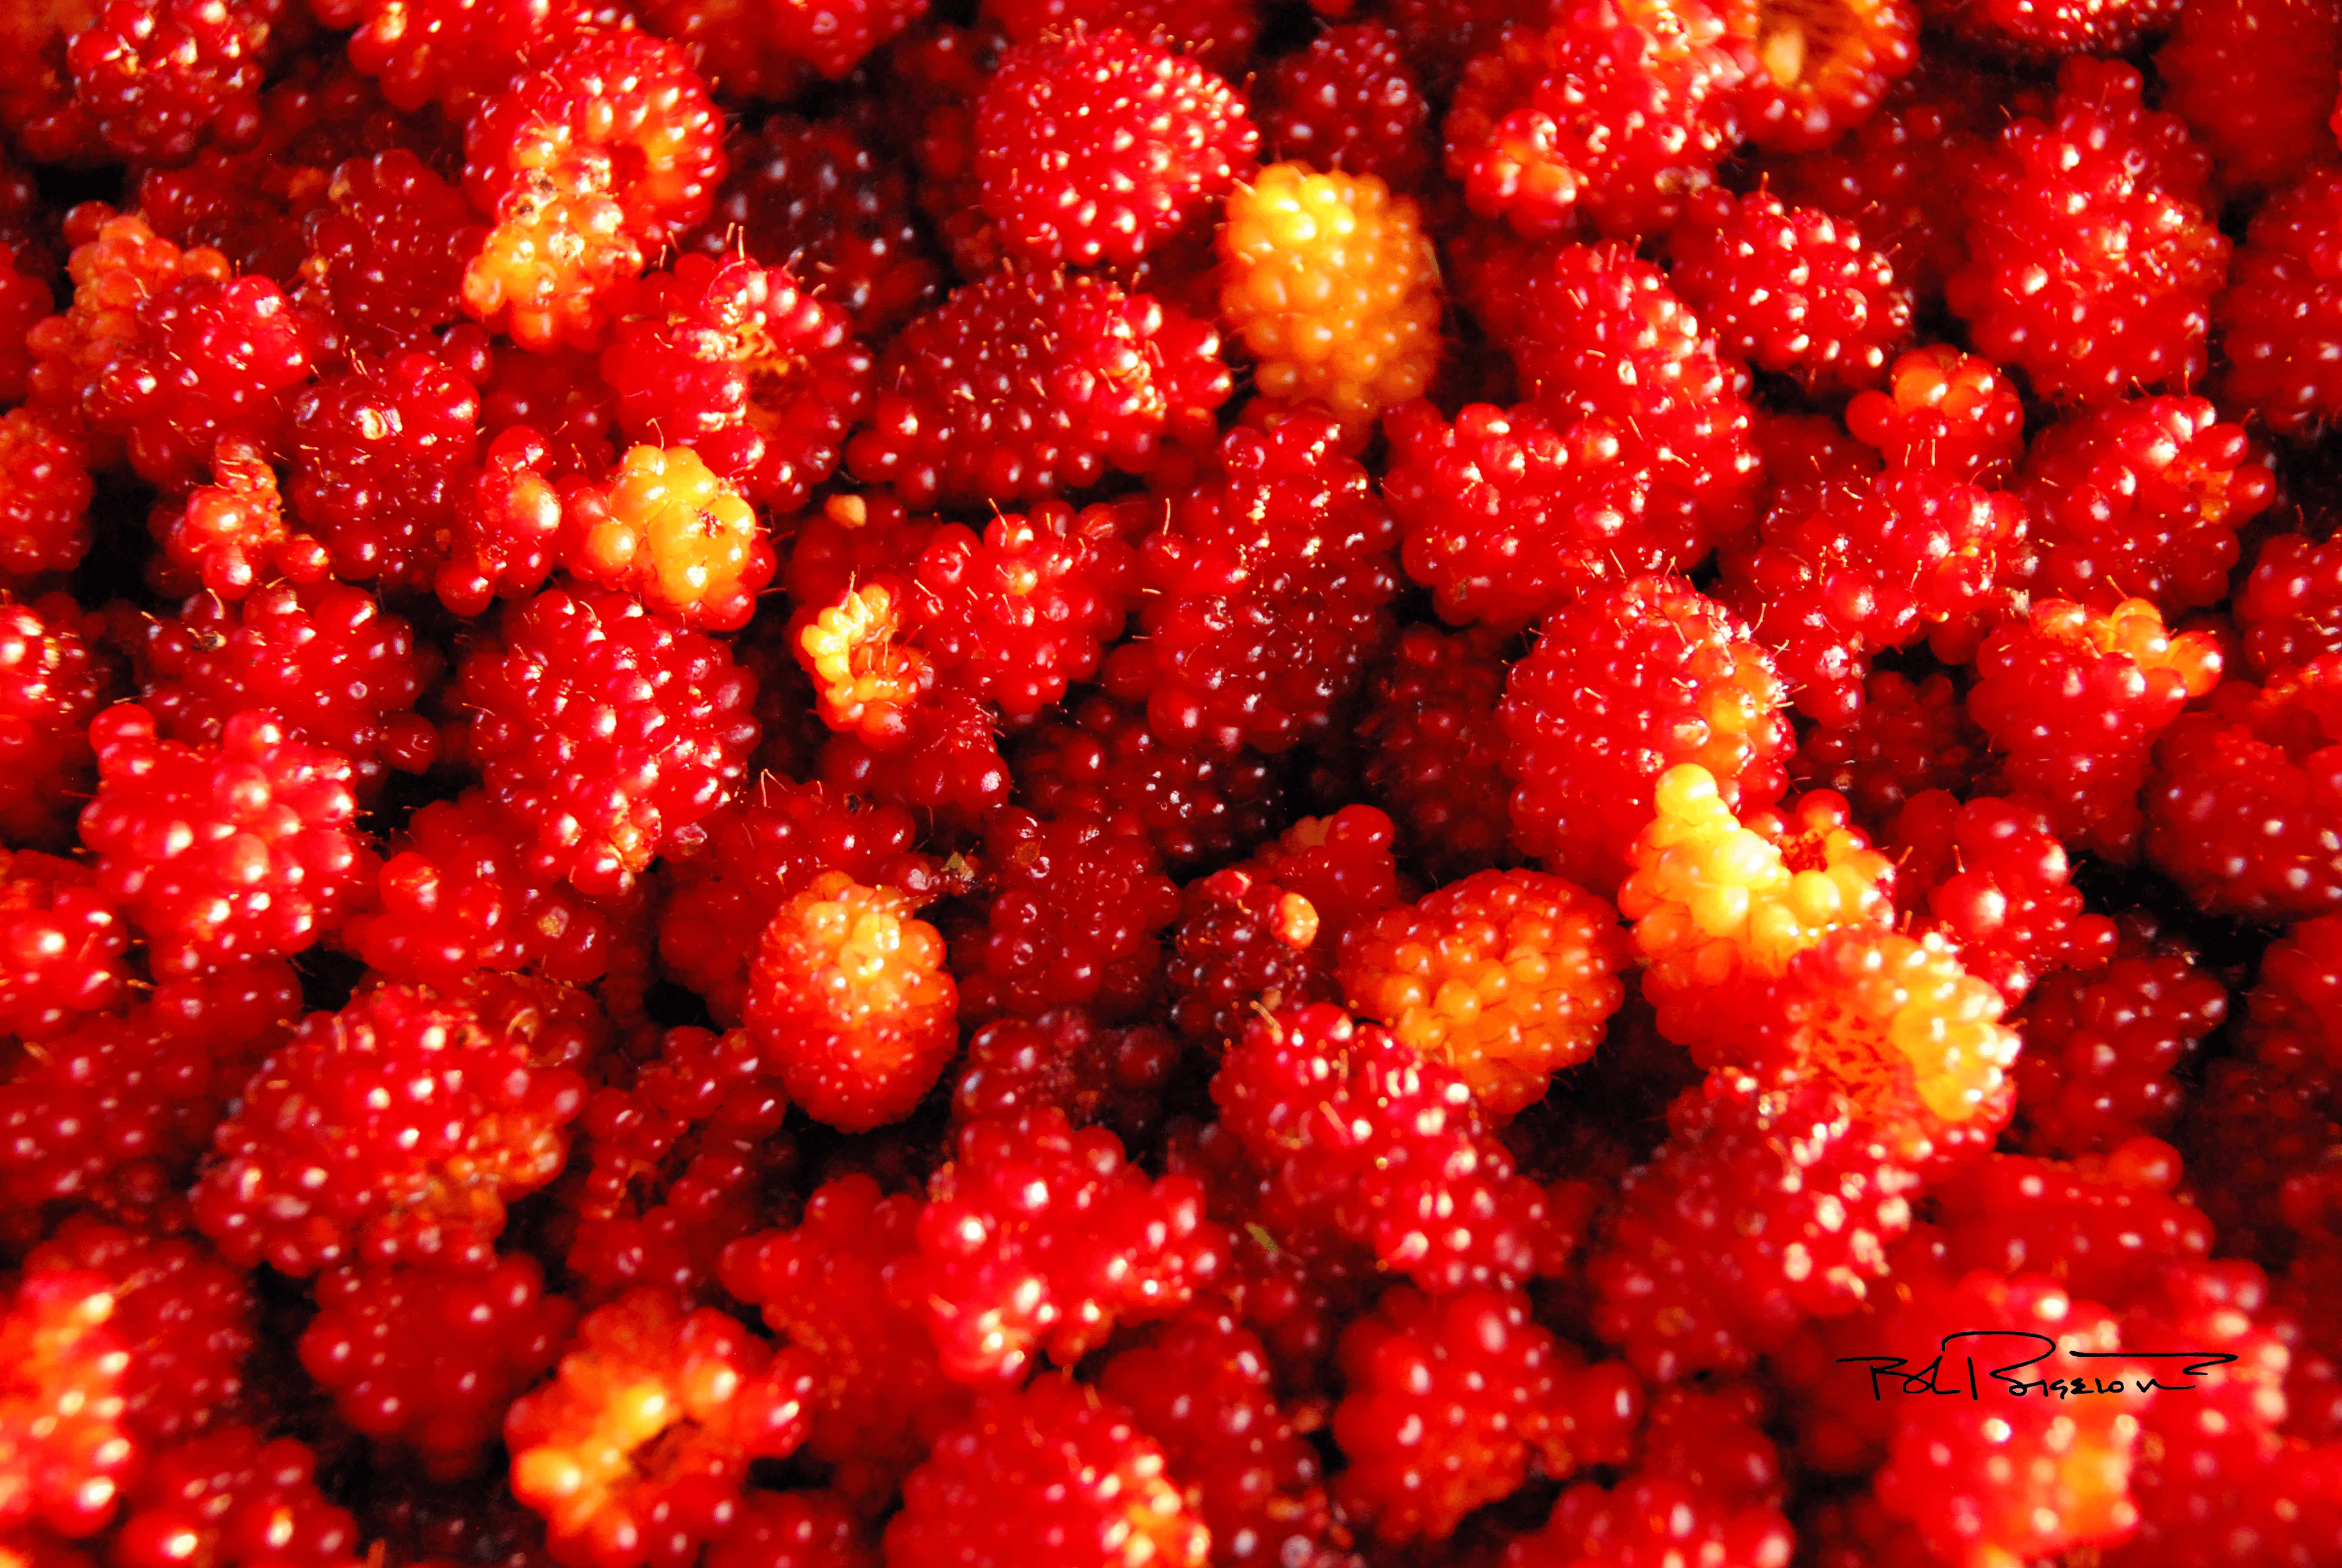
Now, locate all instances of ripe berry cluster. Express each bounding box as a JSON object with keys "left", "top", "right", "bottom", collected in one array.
[{"left": 2, "top": 2, "right": 2342, "bottom": 1568}]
